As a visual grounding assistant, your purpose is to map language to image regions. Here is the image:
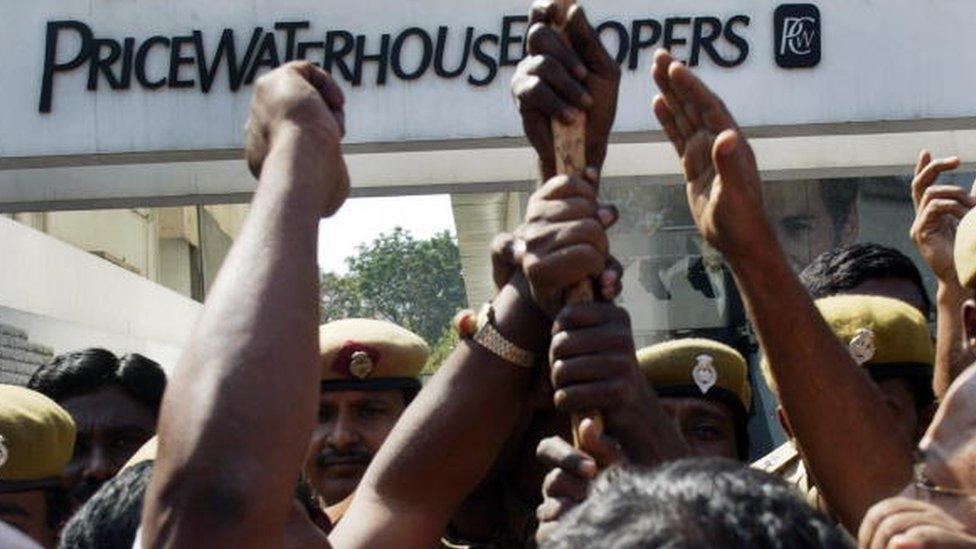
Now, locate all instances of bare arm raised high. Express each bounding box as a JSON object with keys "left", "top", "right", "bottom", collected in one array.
[
  {"left": 650, "top": 49, "right": 913, "bottom": 530},
  {"left": 141, "top": 61, "right": 348, "bottom": 549}
]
